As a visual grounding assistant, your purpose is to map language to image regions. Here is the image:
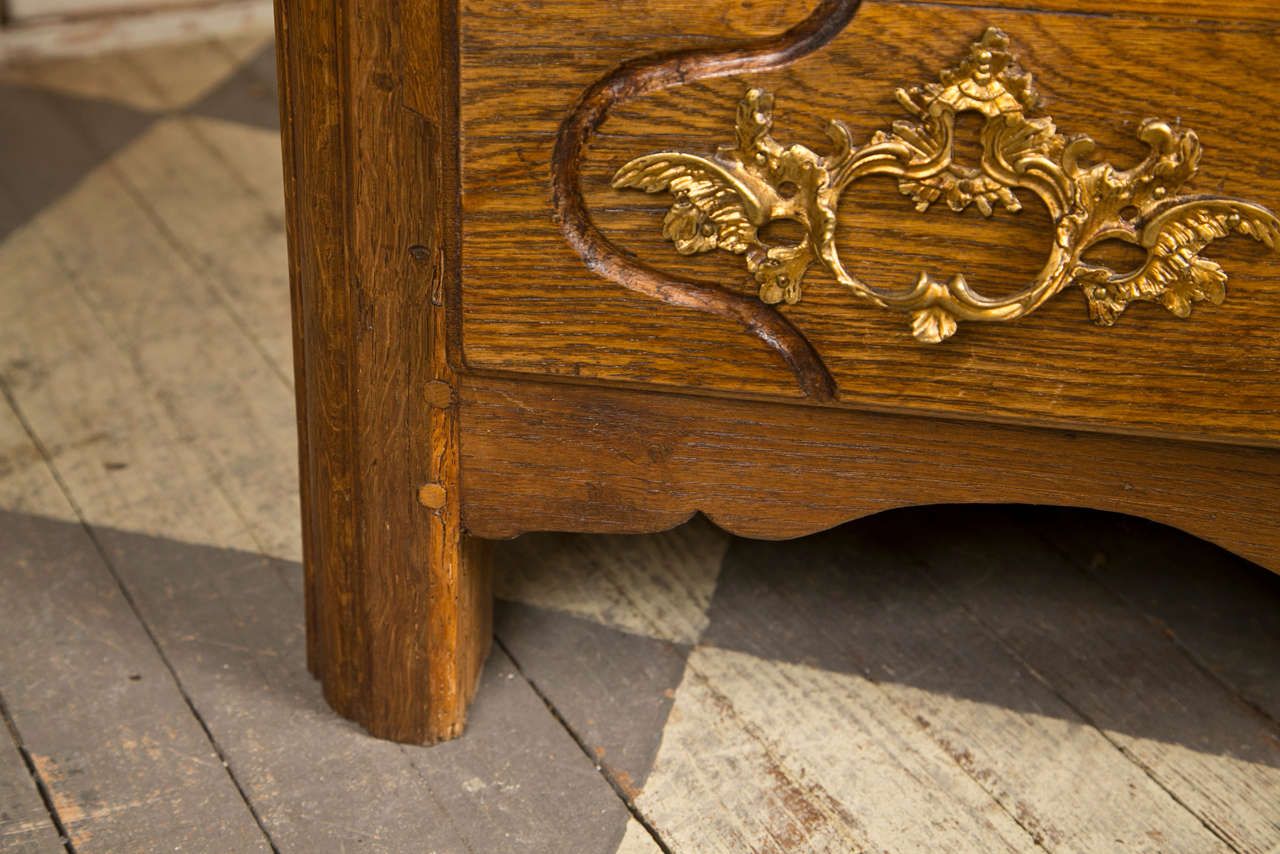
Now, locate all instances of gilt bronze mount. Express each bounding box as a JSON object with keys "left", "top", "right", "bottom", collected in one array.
[{"left": 612, "top": 27, "right": 1280, "bottom": 342}]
